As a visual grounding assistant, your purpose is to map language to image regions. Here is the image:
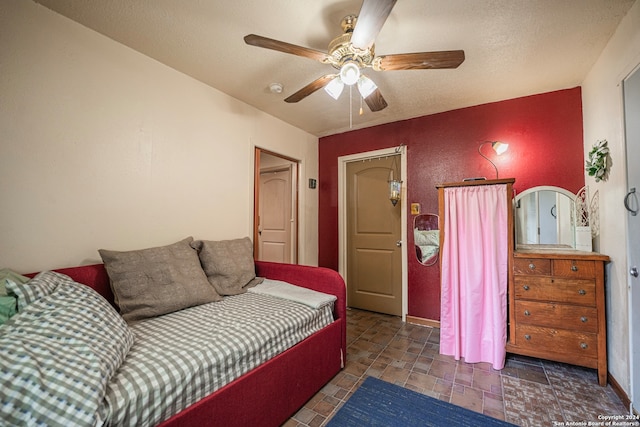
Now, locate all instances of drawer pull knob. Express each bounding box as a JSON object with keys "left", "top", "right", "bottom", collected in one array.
[
  {"left": 524, "top": 334, "right": 531, "bottom": 340},
  {"left": 523, "top": 285, "right": 530, "bottom": 291},
  {"left": 528, "top": 263, "right": 536, "bottom": 270},
  {"left": 578, "top": 289, "right": 587, "bottom": 296},
  {"left": 581, "top": 316, "right": 588, "bottom": 323},
  {"left": 524, "top": 310, "right": 531, "bottom": 316},
  {"left": 580, "top": 342, "right": 588, "bottom": 350},
  {"left": 571, "top": 265, "right": 578, "bottom": 272}
]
